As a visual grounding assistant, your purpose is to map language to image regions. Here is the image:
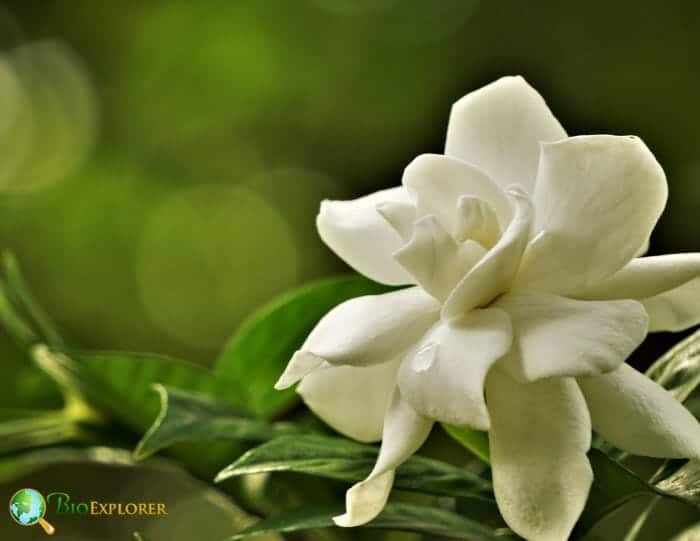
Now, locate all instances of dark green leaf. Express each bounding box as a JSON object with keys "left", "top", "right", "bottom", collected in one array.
[
  {"left": 227, "top": 502, "right": 517, "bottom": 540},
  {"left": 442, "top": 423, "right": 490, "bottom": 463},
  {"left": 215, "top": 275, "right": 394, "bottom": 418},
  {"left": 572, "top": 450, "right": 700, "bottom": 540},
  {"left": 646, "top": 327, "right": 700, "bottom": 402},
  {"left": 574, "top": 450, "right": 656, "bottom": 539},
  {"left": 135, "top": 385, "right": 306, "bottom": 460},
  {"left": 0, "top": 445, "right": 178, "bottom": 483},
  {"left": 216, "top": 433, "right": 493, "bottom": 501},
  {"left": 671, "top": 521, "right": 700, "bottom": 540},
  {"left": 0, "top": 410, "right": 84, "bottom": 455},
  {"left": 0, "top": 445, "right": 271, "bottom": 539},
  {"left": 32, "top": 346, "right": 248, "bottom": 476},
  {"left": 33, "top": 345, "right": 235, "bottom": 432}
]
